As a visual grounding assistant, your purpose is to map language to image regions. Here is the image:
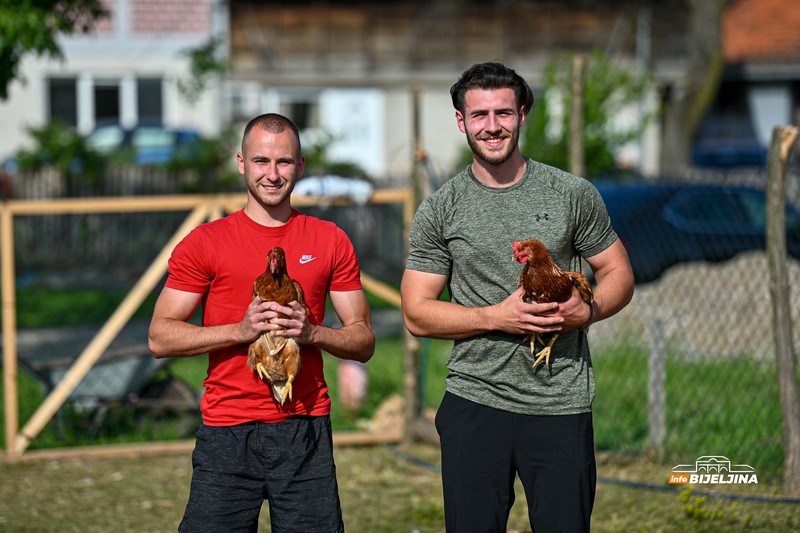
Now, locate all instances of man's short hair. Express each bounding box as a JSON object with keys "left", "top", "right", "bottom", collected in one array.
[
  {"left": 450, "top": 61, "right": 534, "bottom": 114},
  {"left": 242, "top": 113, "right": 301, "bottom": 152}
]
